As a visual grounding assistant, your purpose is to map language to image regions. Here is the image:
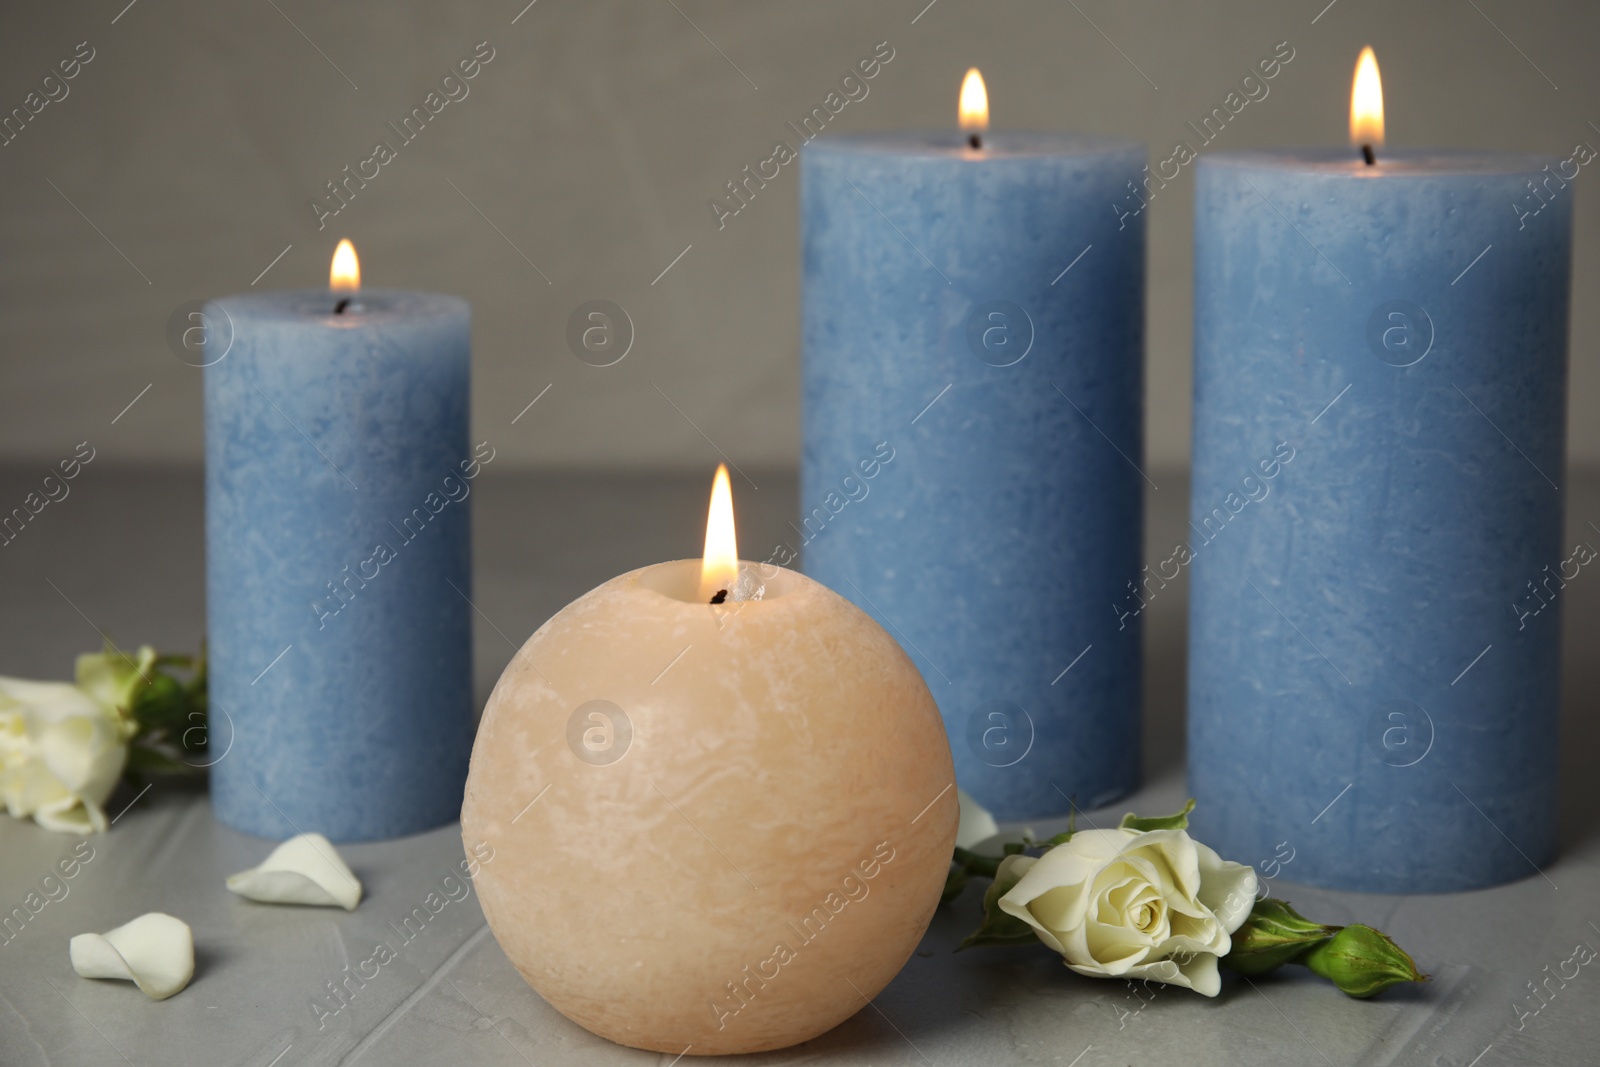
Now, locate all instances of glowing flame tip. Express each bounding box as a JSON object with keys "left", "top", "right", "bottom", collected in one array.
[
  {"left": 699, "top": 464, "right": 738, "bottom": 602},
  {"left": 330, "top": 239, "right": 360, "bottom": 292},
  {"left": 959, "top": 68, "right": 988, "bottom": 134},
  {"left": 1350, "top": 46, "right": 1384, "bottom": 151}
]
